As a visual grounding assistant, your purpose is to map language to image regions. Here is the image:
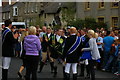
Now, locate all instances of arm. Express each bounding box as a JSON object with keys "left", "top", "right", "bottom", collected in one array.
[
  {"left": 36, "top": 38, "right": 41, "bottom": 51},
  {"left": 6, "top": 32, "right": 18, "bottom": 44},
  {"left": 82, "top": 38, "right": 94, "bottom": 51}
]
